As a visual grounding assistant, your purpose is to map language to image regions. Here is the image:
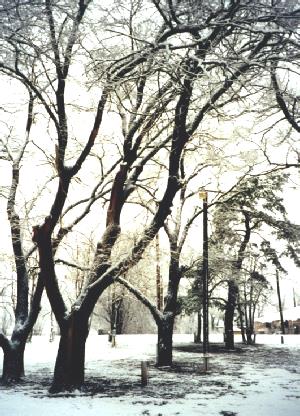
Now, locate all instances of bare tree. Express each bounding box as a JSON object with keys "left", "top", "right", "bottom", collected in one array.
[
  {"left": 212, "top": 173, "right": 300, "bottom": 349},
  {"left": 0, "top": 91, "right": 44, "bottom": 383},
  {"left": 237, "top": 254, "right": 270, "bottom": 344}
]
